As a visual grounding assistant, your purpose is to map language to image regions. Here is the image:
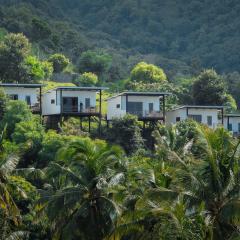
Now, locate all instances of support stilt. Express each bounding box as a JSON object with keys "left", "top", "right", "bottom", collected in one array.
[{"left": 88, "top": 116, "right": 91, "bottom": 133}]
